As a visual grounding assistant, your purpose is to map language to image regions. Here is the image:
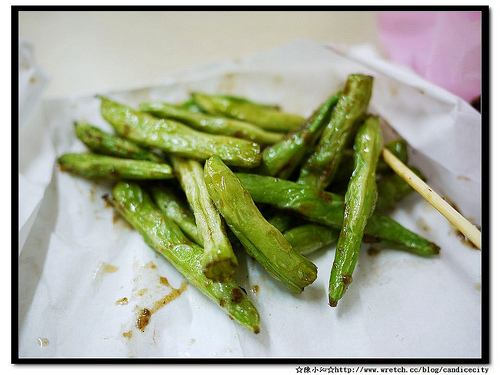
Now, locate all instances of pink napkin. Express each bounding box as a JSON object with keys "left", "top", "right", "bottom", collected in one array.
[{"left": 377, "top": 11, "right": 481, "bottom": 103}]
